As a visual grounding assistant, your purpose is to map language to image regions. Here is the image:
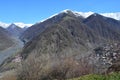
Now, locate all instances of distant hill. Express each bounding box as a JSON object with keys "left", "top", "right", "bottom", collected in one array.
[
  {"left": 7, "top": 23, "right": 24, "bottom": 37},
  {"left": 83, "top": 13, "right": 120, "bottom": 42},
  {"left": 0, "top": 27, "right": 14, "bottom": 50}
]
